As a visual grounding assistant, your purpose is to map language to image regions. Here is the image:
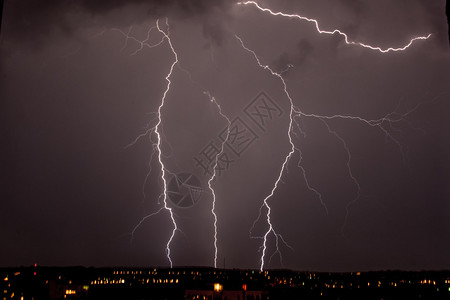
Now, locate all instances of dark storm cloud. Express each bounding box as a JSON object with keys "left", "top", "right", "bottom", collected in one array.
[
  {"left": 202, "top": 13, "right": 229, "bottom": 46},
  {"left": 417, "top": 0, "right": 449, "bottom": 44},
  {"left": 296, "top": 39, "right": 314, "bottom": 64},
  {"left": 3, "top": 0, "right": 233, "bottom": 45},
  {"left": 272, "top": 52, "right": 292, "bottom": 73},
  {"left": 272, "top": 39, "right": 314, "bottom": 73},
  {"left": 336, "top": 0, "right": 368, "bottom": 38},
  {"left": 338, "top": 0, "right": 368, "bottom": 15}
]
